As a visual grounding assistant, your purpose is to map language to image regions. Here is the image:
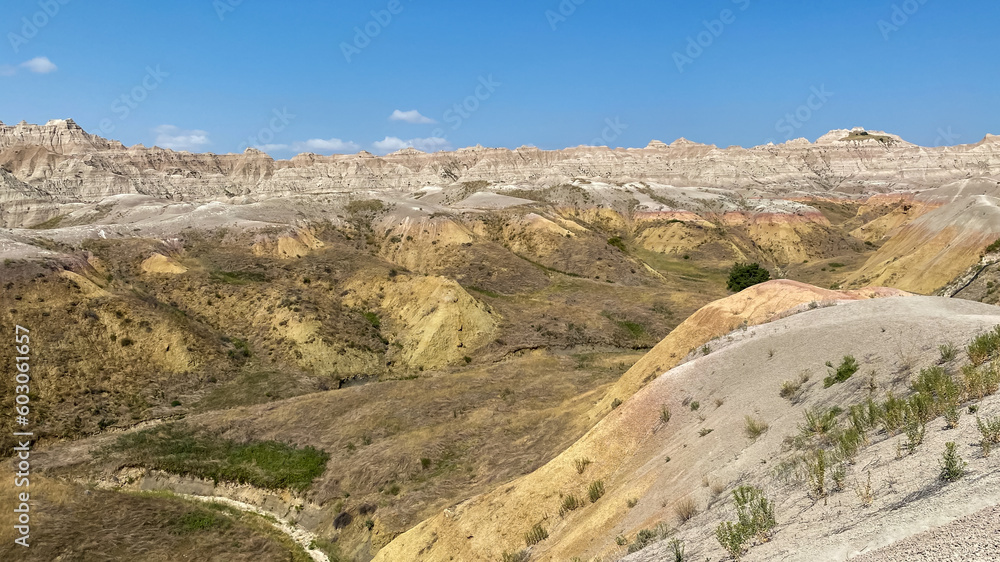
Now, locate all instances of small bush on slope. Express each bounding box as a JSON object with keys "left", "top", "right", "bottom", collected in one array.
[
  {"left": 727, "top": 263, "right": 771, "bottom": 293},
  {"left": 823, "top": 355, "right": 859, "bottom": 388},
  {"left": 714, "top": 486, "right": 776, "bottom": 560},
  {"left": 939, "top": 442, "right": 966, "bottom": 482}
]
